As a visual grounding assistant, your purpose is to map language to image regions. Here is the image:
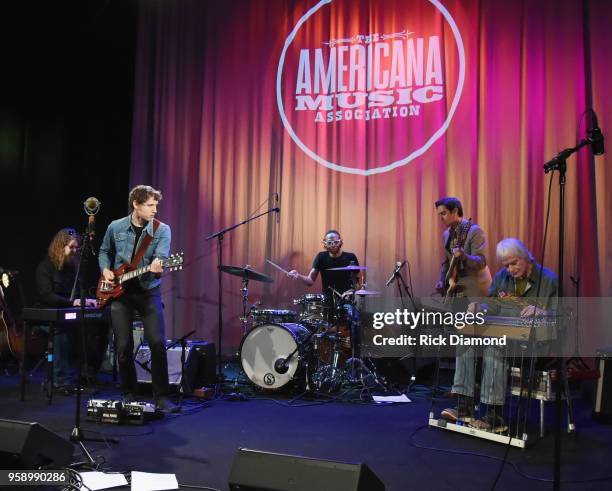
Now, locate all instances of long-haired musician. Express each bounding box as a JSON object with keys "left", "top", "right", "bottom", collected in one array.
[{"left": 35, "top": 228, "right": 98, "bottom": 391}]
